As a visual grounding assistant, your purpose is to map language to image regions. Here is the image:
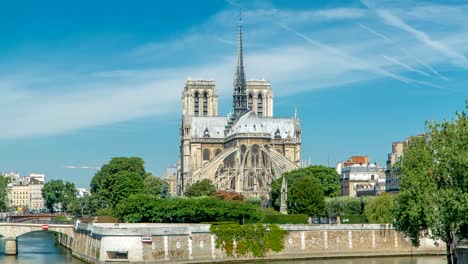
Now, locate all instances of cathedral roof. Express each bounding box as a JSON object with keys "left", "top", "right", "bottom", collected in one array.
[
  {"left": 190, "top": 116, "right": 227, "bottom": 139},
  {"left": 227, "top": 110, "right": 297, "bottom": 139}
]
